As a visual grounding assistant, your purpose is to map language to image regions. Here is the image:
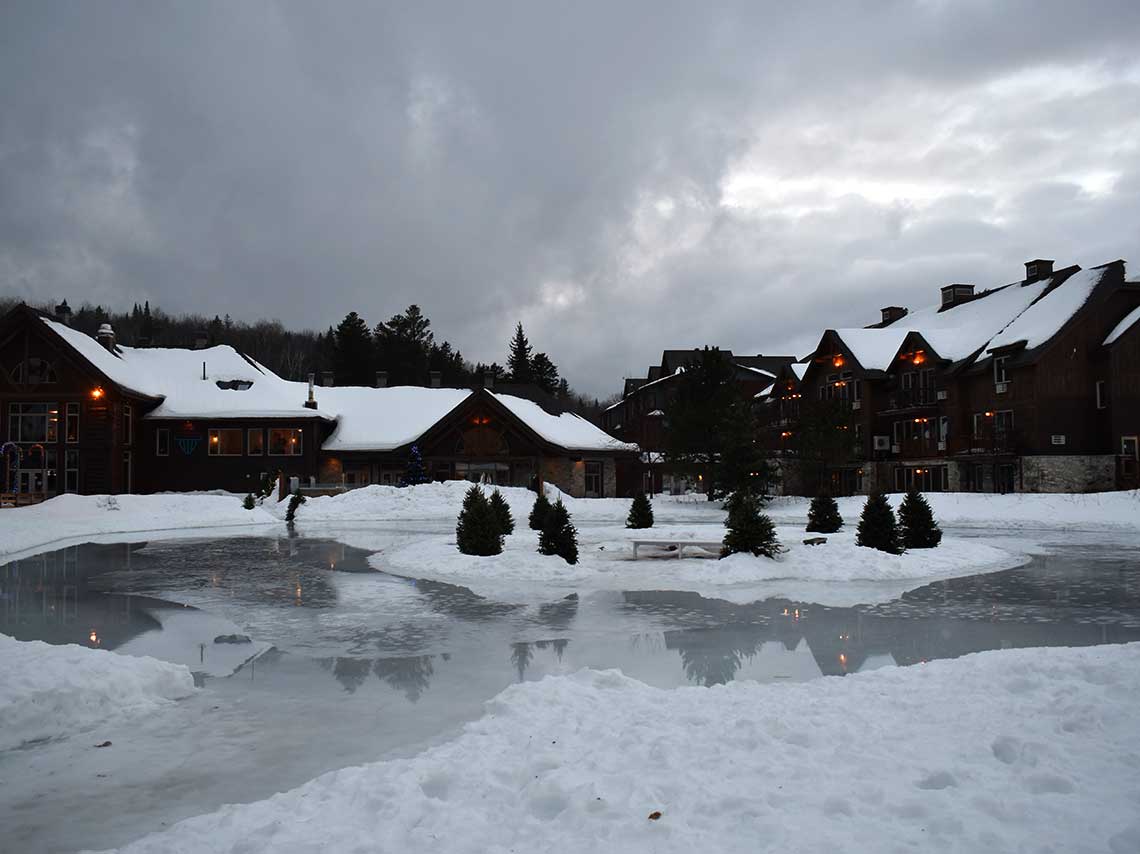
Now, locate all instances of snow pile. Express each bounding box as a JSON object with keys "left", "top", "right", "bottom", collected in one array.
[
  {"left": 0, "top": 493, "right": 280, "bottom": 560},
  {"left": 0, "top": 634, "right": 195, "bottom": 752},
  {"left": 375, "top": 524, "right": 1025, "bottom": 605},
  {"left": 285, "top": 482, "right": 723, "bottom": 525},
  {"left": 103, "top": 643, "right": 1140, "bottom": 854},
  {"left": 767, "top": 490, "right": 1140, "bottom": 532}
]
